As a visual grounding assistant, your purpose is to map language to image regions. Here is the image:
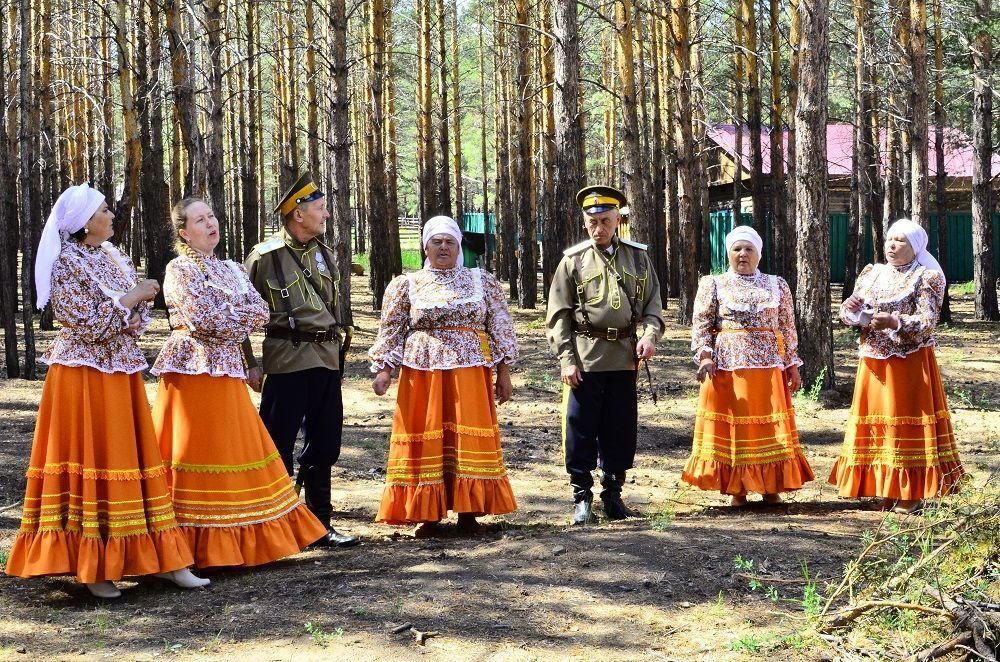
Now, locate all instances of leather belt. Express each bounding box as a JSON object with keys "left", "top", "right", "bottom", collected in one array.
[
  {"left": 266, "top": 327, "right": 339, "bottom": 343},
  {"left": 572, "top": 322, "right": 636, "bottom": 341}
]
